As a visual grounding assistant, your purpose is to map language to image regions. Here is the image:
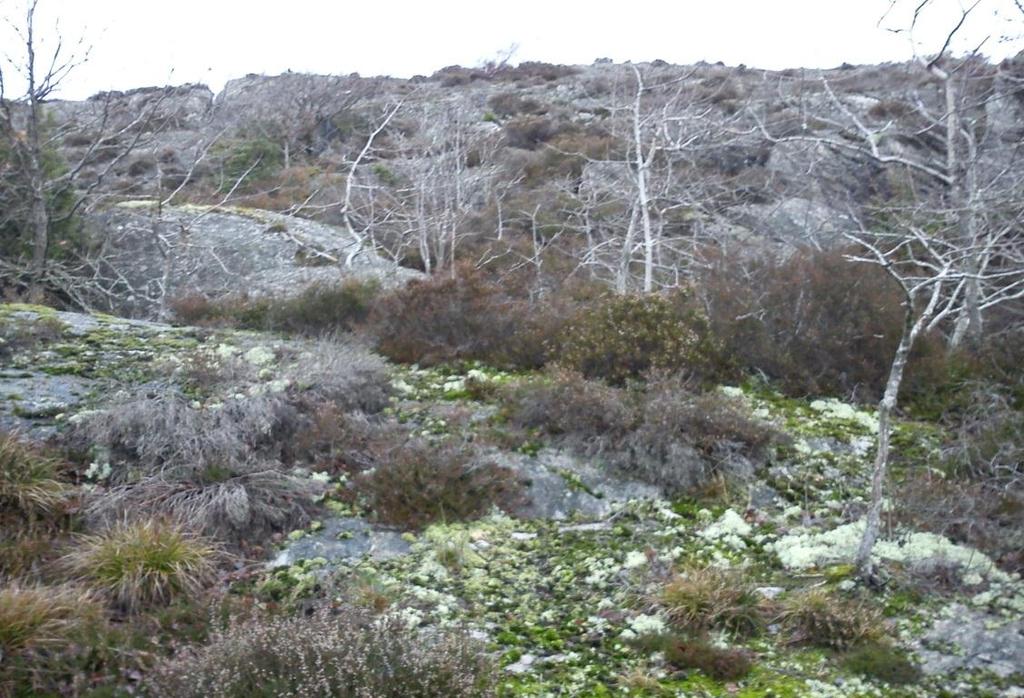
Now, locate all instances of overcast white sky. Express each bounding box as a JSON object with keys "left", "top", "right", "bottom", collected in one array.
[{"left": 1, "top": 0, "right": 1022, "bottom": 99}]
